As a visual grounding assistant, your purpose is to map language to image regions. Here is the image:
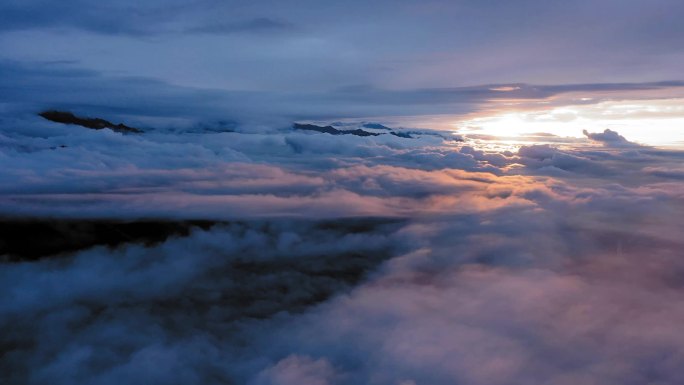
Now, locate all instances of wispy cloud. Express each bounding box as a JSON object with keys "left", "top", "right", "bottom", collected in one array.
[{"left": 187, "top": 17, "right": 297, "bottom": 35}]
